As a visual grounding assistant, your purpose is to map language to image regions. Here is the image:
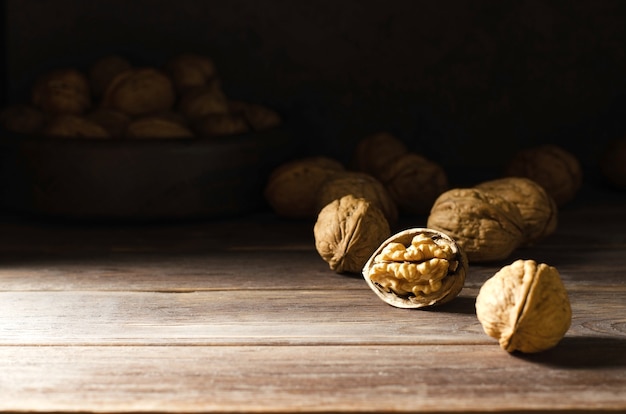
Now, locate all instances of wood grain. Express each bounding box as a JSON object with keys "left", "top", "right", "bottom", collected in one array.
[{"left": 0, "top": 188, "right": 625, "bottom": 412}]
